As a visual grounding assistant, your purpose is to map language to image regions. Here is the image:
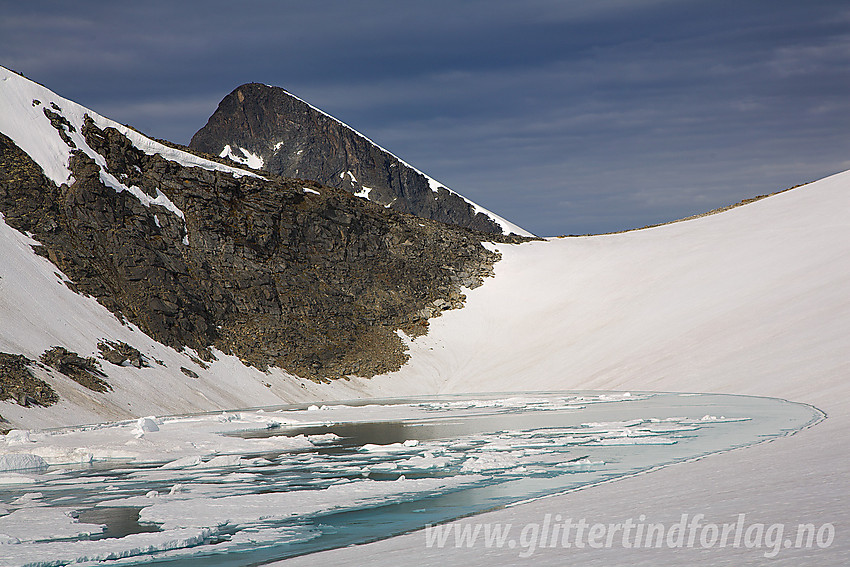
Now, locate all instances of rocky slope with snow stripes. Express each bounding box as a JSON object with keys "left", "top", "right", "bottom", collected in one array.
[{"left": 0, "top": 67, "right": 525, "bottom": 426}]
